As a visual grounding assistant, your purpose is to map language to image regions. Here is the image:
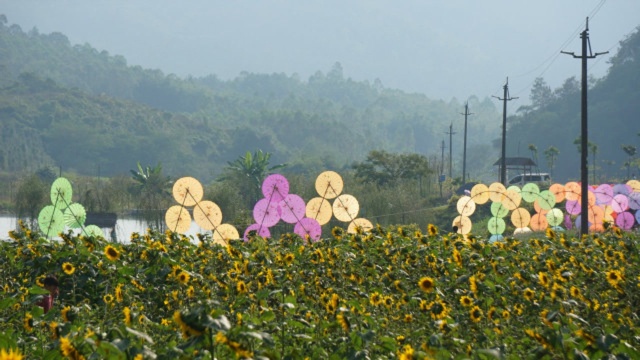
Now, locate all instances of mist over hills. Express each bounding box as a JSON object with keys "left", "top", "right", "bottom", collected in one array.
[{"left": 0, "top": 14, "right": 639, "bottom": 185}]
